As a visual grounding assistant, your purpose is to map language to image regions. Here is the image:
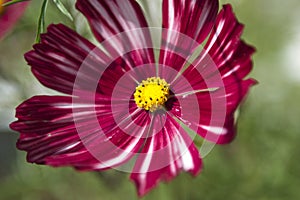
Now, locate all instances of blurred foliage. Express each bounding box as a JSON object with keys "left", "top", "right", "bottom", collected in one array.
[{"left": 0, "top": 0, "right": 300, "bottom": 199}]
